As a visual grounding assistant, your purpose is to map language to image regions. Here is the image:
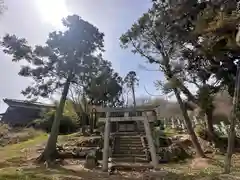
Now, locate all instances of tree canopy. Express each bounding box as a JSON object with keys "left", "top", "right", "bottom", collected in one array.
[
  {"left": 1, "top": 14, "right": 117, "bottom": 162},
  {"left": 84, "top": 59, "right": 123, "bottom": 107},
  {"left": 2, "top": 15, "right": 105, "bottom": 99}
]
